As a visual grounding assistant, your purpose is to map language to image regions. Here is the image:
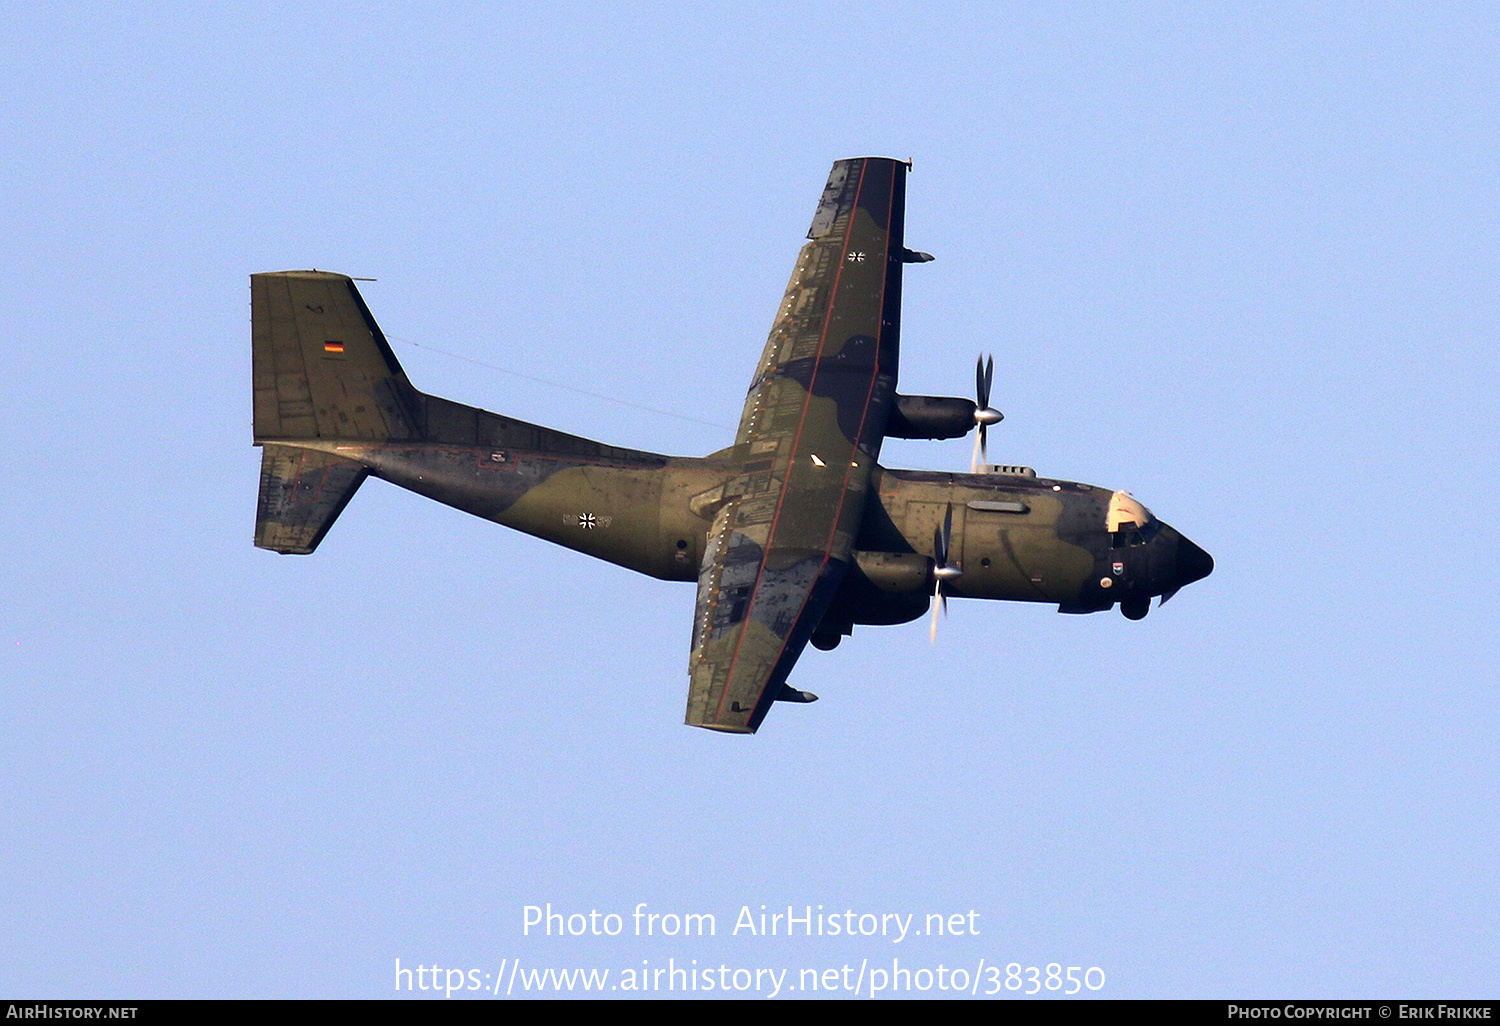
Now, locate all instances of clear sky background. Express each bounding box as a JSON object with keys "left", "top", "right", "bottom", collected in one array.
[{"left": 3, "top": 2, "right": 1497, "bottom": 999}]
